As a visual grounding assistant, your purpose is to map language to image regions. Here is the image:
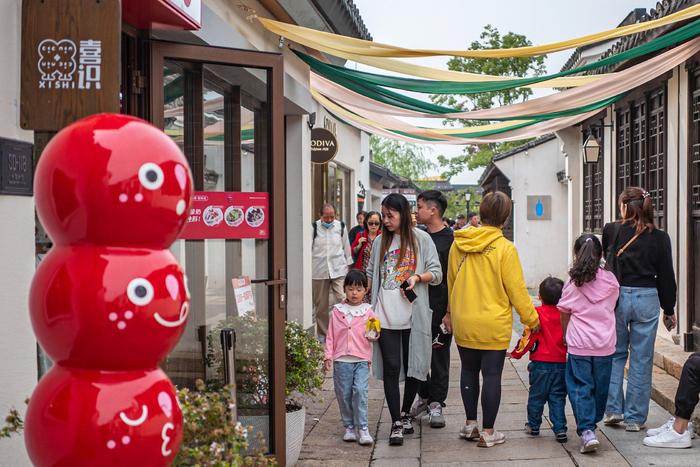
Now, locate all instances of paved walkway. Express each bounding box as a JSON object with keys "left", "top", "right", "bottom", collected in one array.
[{"left": 299, "top": 332, "right": 699, "bottom": 466}]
